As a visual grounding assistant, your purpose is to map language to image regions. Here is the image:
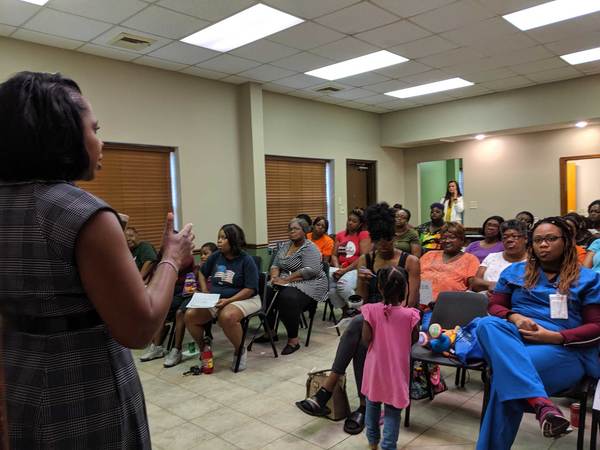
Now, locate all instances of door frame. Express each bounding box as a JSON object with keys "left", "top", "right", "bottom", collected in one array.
[{"left": 559, "top": 154, "right": 600, "bottom": 215}]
